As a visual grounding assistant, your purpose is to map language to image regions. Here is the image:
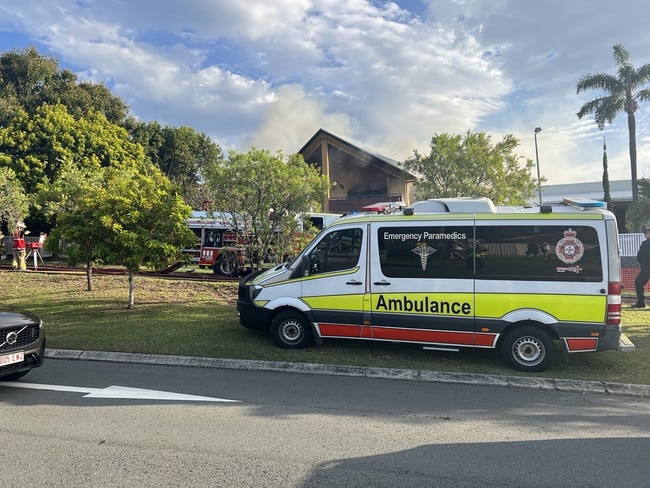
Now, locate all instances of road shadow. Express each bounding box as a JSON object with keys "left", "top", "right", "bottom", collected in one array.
[{"left": 299, "top": 437, "right": 650, "bottom": 487}]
